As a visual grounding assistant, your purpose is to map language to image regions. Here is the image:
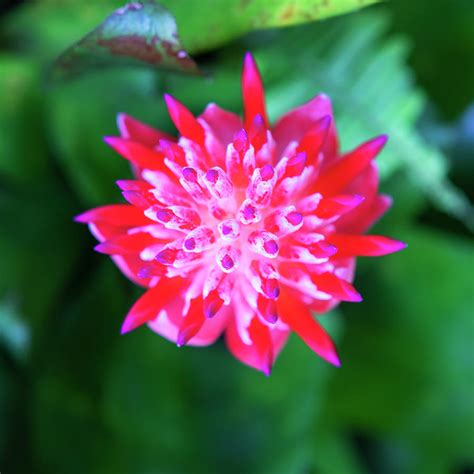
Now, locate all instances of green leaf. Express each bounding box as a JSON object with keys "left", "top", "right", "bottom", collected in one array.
[
  {"left": 101, "top": 313, "right": 343, "bottom": 474},
  {"left": 30, "top": 263, "right": 131, "bottom": 474},
  {"left": 312, "top": 430, "right": 368, "bottom": 474},
  {"left": 0, "top": 56, "right": 49, "bottom": 185},
  {"left": 161, "top": 0, "right": 380, "bottom": 53},
  {"left": 0, "top": 180, "right": 83, "bottom": 330},
  {"left": 389, "top": 0, "right": 474, "bottom": 118},
  {"left": 0, "top": 303, "right": 30, "bottom": 363},
  {"left": 51, "top": 1, "right": 199, "bottom": 80},
  {"left": 325, "top": 226, "right": 474, "bottom": 471},
  {"left": 46, "top": 68, "right": 170, "bottom": 206},
  {"left": 6, "top": 1, "right": 379, "bottom": 67},
  {"left": 255, "top": 13, "right": 473, "bottom": 228},
  {"left": 157, "top": 11, "right": 472, "bottom": 228}
]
